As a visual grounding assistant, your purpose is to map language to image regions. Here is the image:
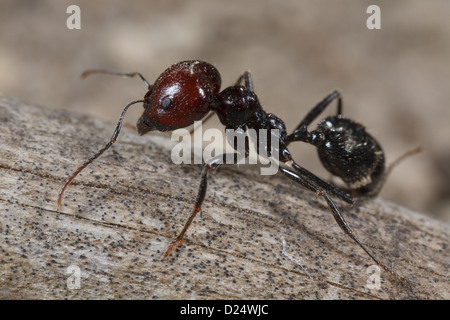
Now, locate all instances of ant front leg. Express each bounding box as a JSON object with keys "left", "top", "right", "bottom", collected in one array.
[
  {"left": 164, "top": 152, "right": 244, "bottom": 258},
  {"left": 57, "top": 99, "right": 145, "bottom": 207},
  {"left": 279, "top": 161, "right": 409, "bottom": 286},
  {"left": 286, "top": 90, "right": 342, "bottom": 144}
]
